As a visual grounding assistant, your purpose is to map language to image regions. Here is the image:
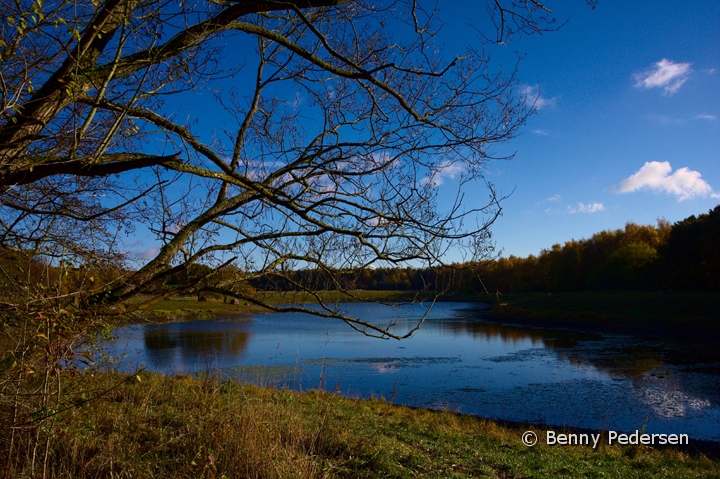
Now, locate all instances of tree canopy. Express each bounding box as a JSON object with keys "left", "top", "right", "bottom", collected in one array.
[
  {"left": 464, "top": 206, "right": 720, "bottom": 293},
  {"left": 0, "top": 0, "right": 597, "bottom": 338}
]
